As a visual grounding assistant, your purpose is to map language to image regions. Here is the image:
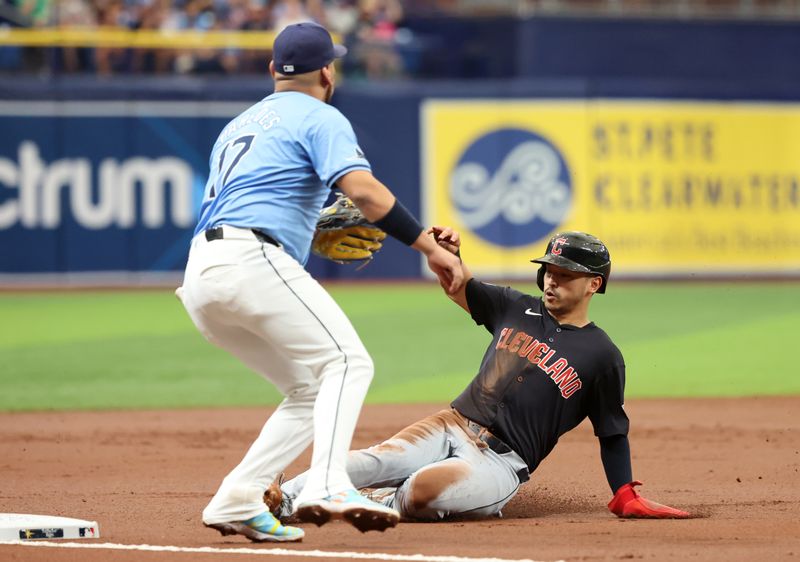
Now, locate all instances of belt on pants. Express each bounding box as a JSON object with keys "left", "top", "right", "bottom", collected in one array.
[
  {"left": 204, "top": 226, "right": 280, "bottom": 247},
  {"left": 463, "top": 417, "right": 530, "bottom": 483}
]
